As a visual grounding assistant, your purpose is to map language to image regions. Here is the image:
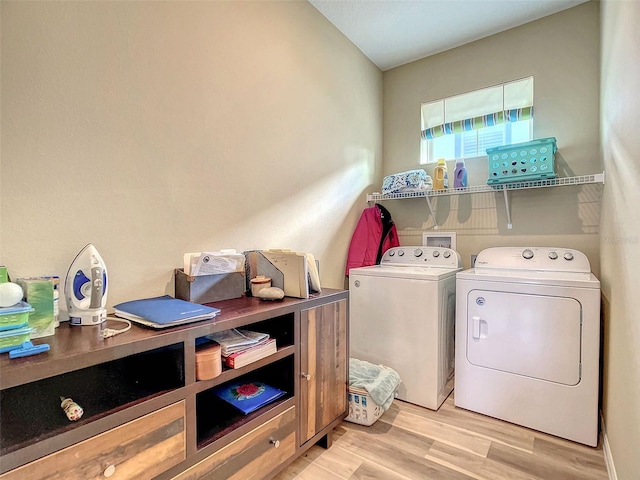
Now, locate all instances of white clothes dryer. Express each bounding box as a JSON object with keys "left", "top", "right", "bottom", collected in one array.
[
  {"left": 349, "top": 246, "right": 462, "bottom": 410},
  {"left": 455, "top": 247, "right": 601, "bottom": 446}
]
